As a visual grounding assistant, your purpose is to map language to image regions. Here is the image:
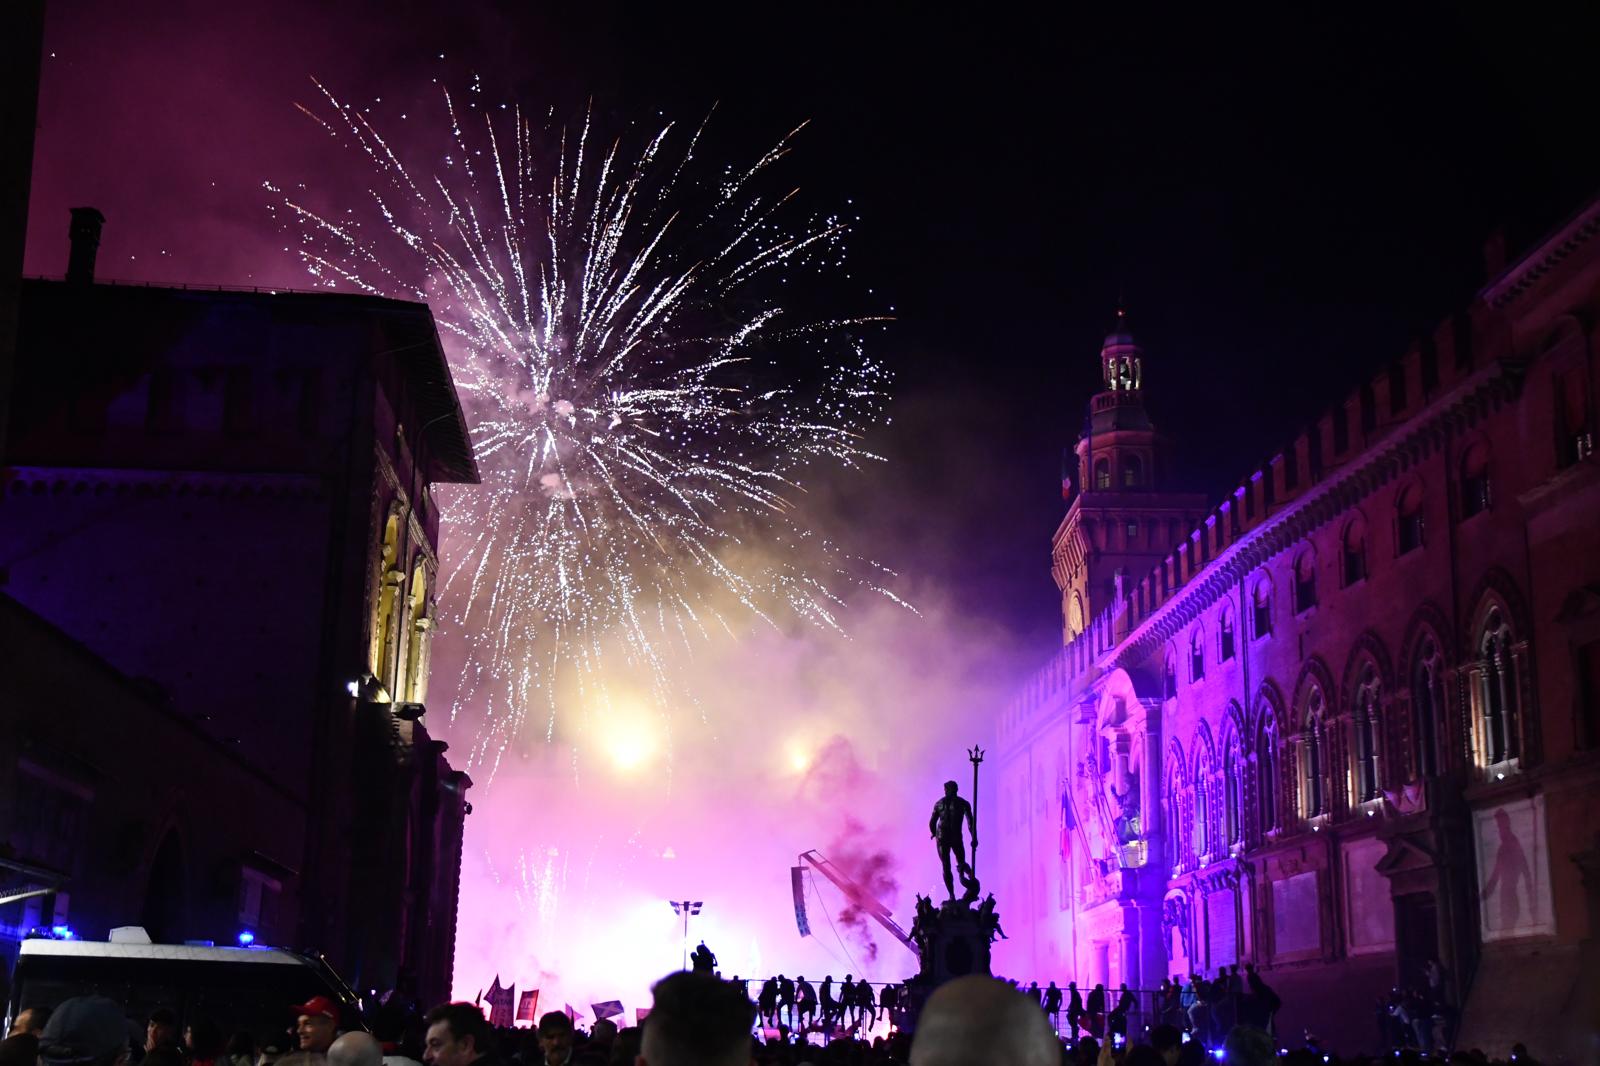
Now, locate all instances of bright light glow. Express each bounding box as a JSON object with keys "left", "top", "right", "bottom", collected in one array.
[
  {"left": 237, "top": 930, "right": 255, "bottom": 946},
  {"left": 50, "top": 925, "right": 73, "bottom": 940},
  {"left": 346, "top": 680, "right": 360, "bottom": 698}
]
